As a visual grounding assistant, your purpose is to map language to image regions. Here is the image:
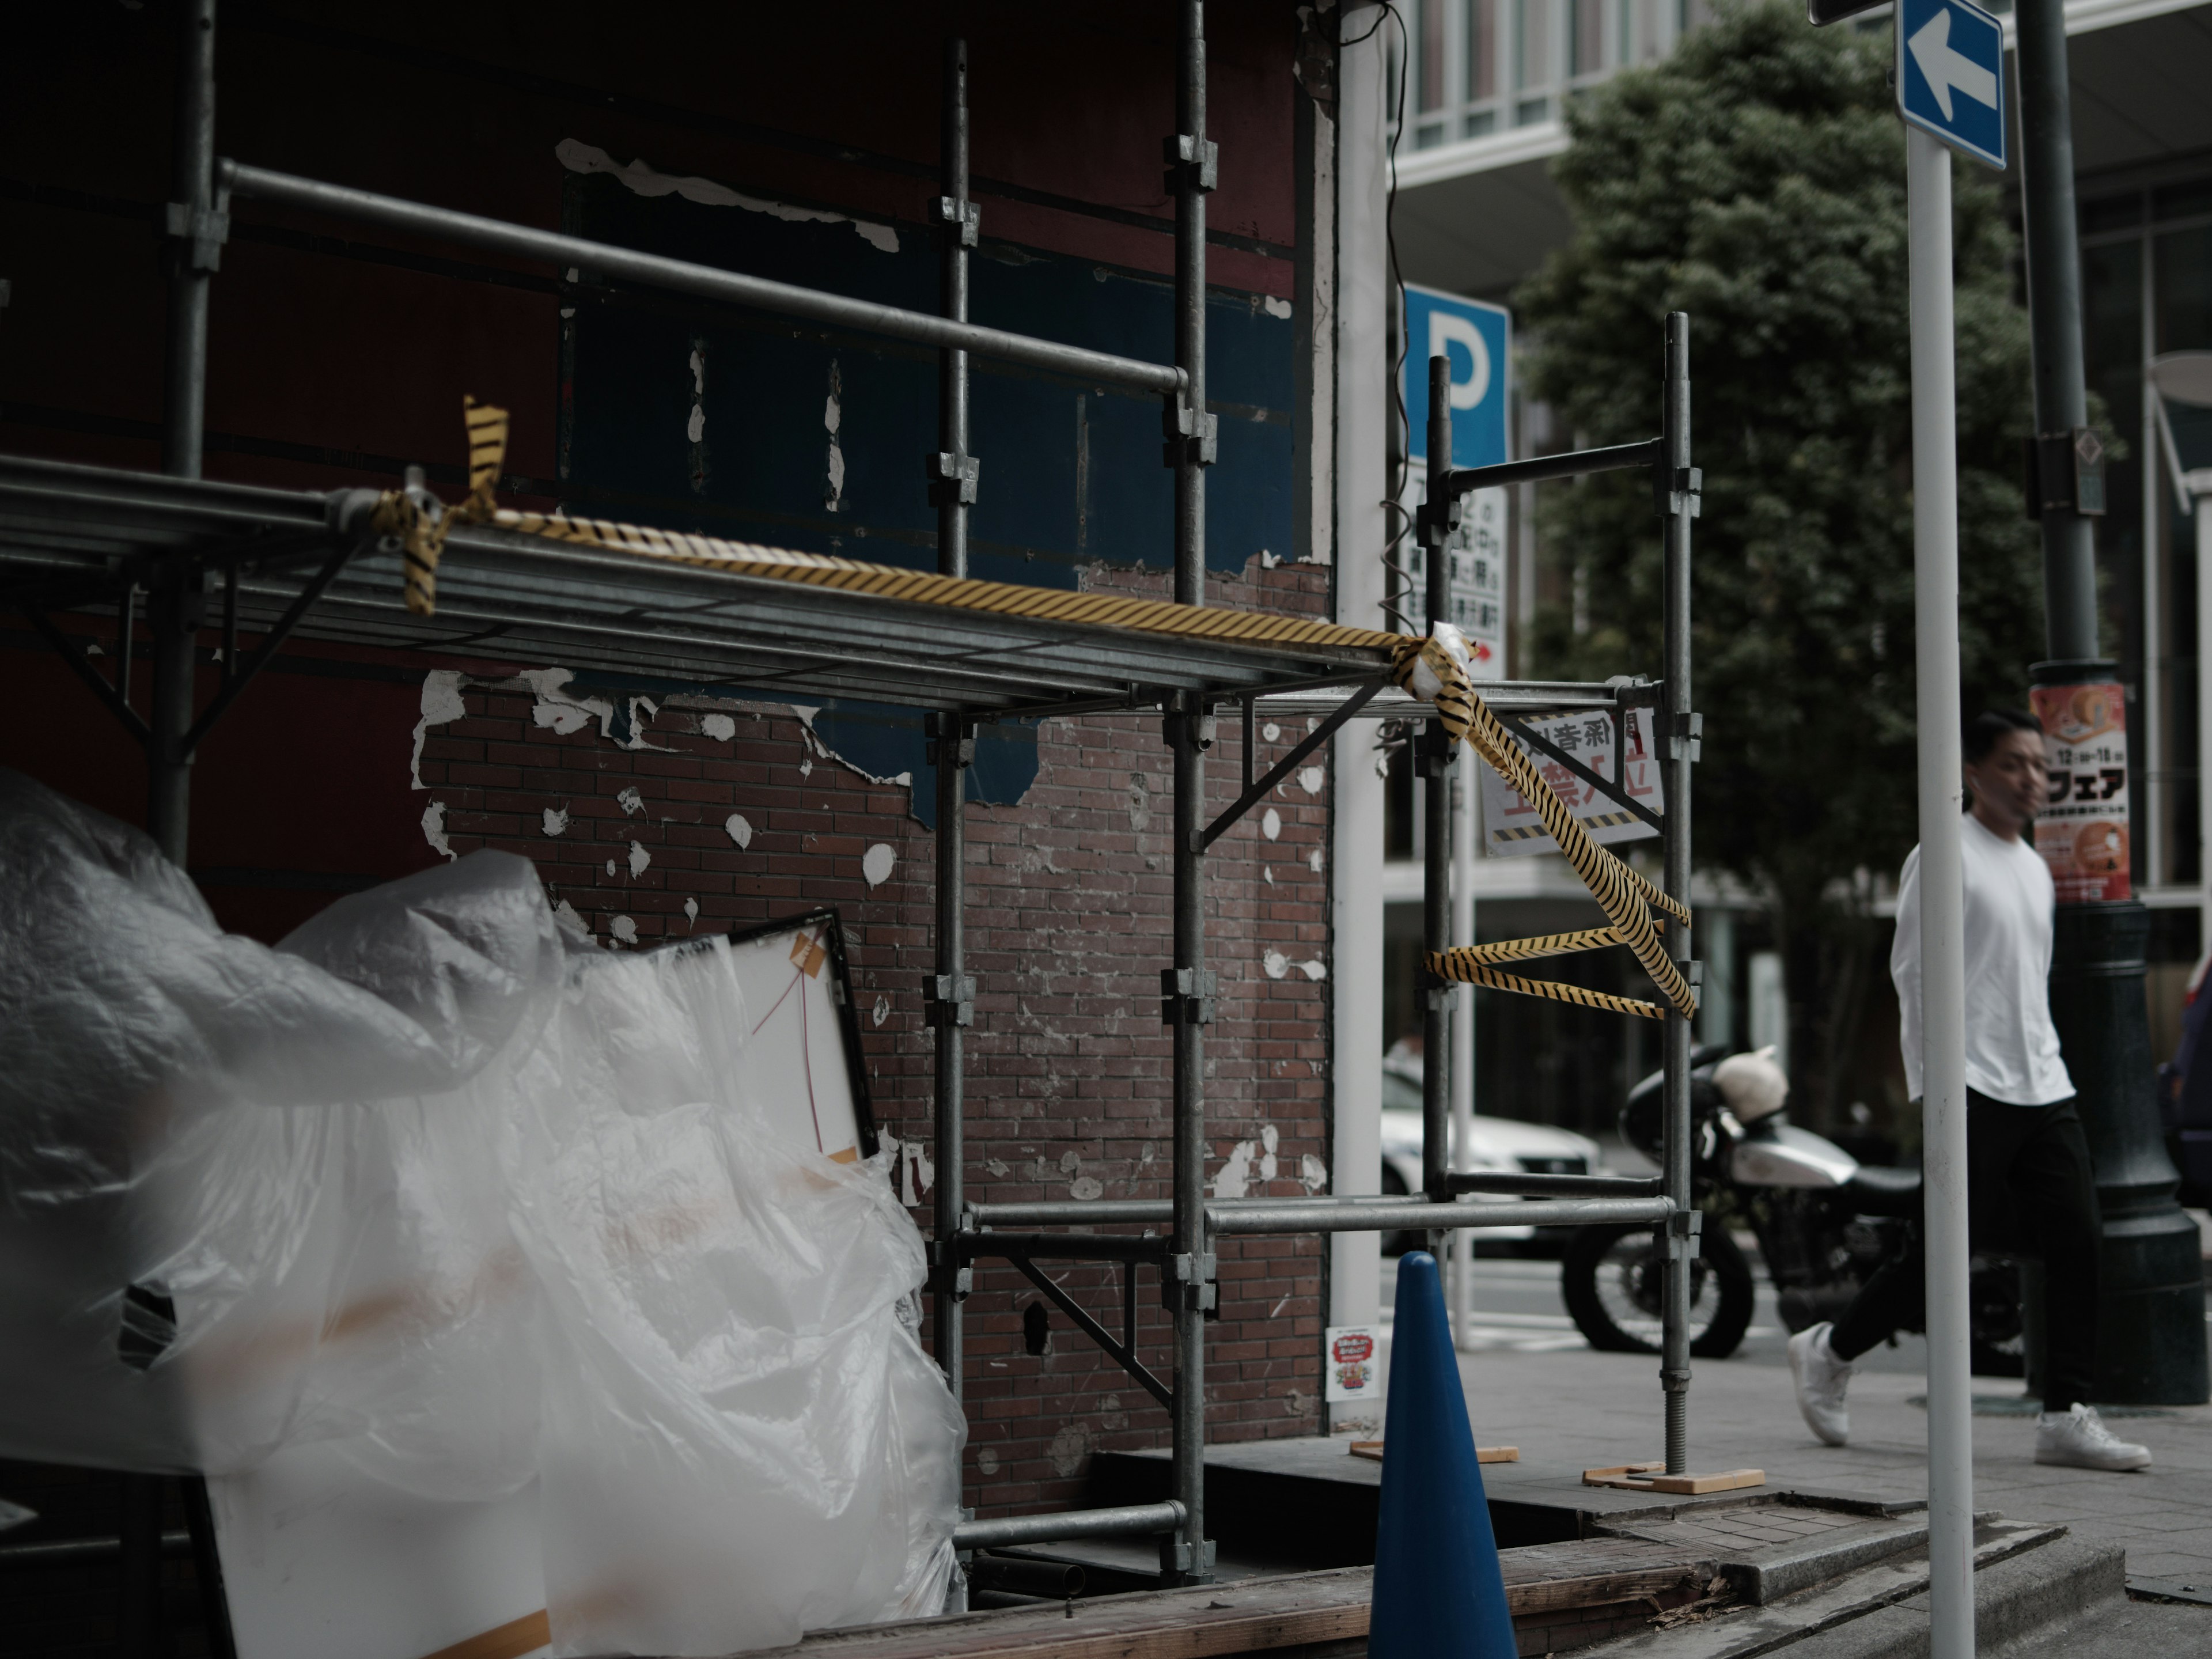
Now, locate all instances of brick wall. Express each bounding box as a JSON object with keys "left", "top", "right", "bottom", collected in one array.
[{"left": 416, "top": 554, "right": 1336, "bottom": 1515}]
